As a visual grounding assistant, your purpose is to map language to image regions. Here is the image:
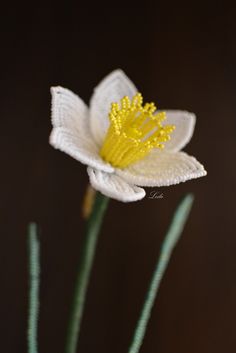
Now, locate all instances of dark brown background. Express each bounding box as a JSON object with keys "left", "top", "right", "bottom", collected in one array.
[{"left": 0, "top": 1, "right": 236, "bottom": 353}]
